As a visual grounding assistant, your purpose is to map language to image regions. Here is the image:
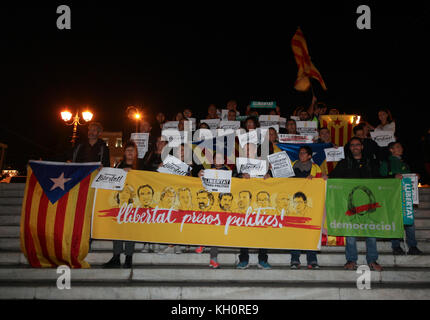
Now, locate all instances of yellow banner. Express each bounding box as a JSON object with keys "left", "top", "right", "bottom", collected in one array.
[{"left": 91, "top": 170, "right": 326, "bottom": 250}]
